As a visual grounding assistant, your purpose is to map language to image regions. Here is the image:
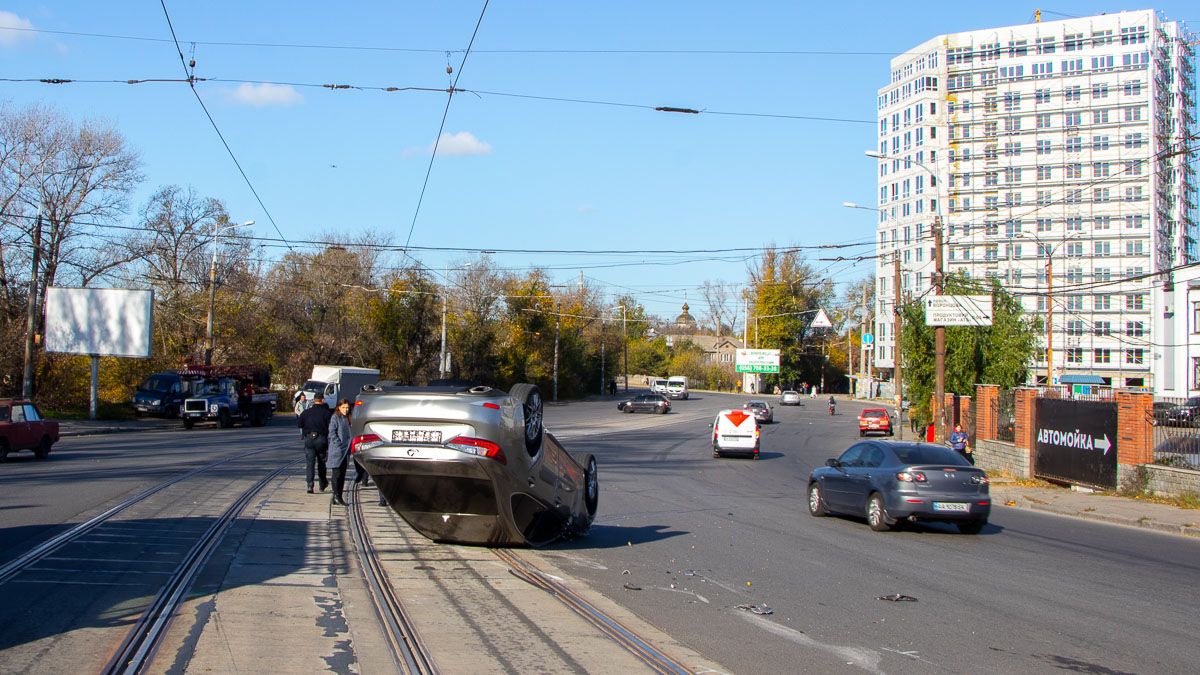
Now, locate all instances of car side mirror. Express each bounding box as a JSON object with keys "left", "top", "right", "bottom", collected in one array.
[{"left": 825, "top": 458, "right": 841, "bottom": 468}]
